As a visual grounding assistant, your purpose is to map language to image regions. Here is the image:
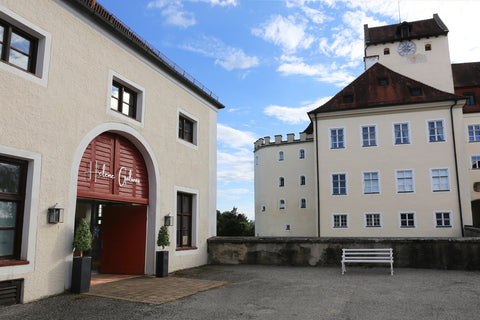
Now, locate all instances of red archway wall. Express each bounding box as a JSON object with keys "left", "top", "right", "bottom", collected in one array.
[{"left": 77, "top": 132, "right": 149, "bottom": 204}]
